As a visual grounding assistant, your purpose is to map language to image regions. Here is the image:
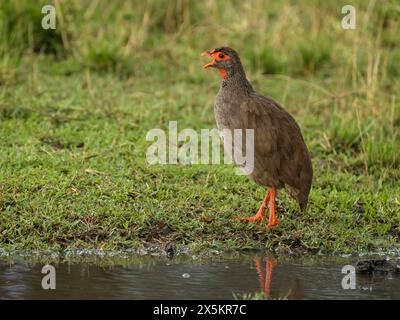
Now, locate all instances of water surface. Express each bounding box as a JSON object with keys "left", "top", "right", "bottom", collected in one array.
[{"left": 0, "top": 252, "right": 399, "bottom": 299}]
